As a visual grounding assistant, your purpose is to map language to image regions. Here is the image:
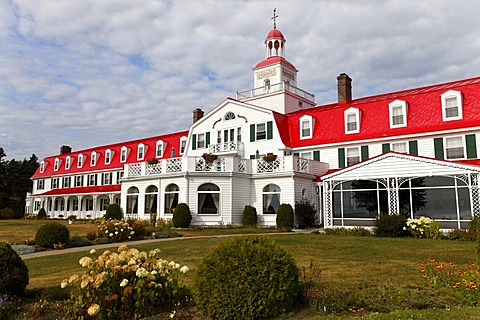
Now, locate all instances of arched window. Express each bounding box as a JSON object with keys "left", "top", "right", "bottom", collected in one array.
[
  {"left": 126, "top": 186, "right": 139, "bottom": 214},
  {"left": 144, "top": 185, "right": 158, "bottom": 214},
  {"left": 263, "top": 184, "right": 281, "bottom": 214},
  {"left": 164, "top": 184, "right": 179, "bottom": 214},
  {"left": 224, "top": 112, "right": 235, "bottom": 120},
  {"left": 198, "top": 183, "right": 220, "bottom": 214}
]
